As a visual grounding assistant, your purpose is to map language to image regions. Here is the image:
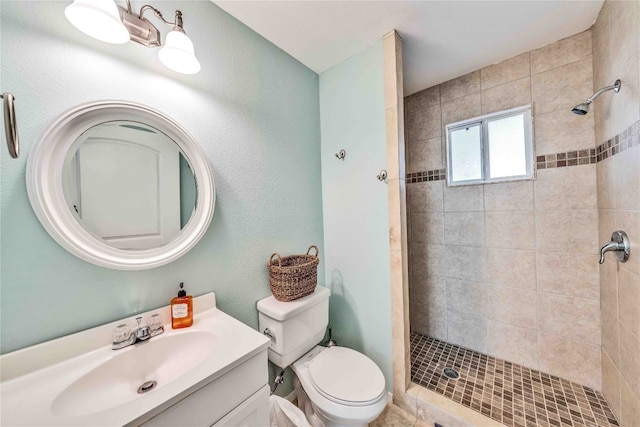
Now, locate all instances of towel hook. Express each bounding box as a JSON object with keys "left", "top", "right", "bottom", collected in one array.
[{"left": 1, "top": 92, "right": 19, "bottom": 158}]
